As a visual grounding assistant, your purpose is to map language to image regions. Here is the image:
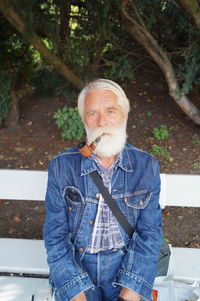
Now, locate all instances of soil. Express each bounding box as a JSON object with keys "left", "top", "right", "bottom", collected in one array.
[{"left": 0, "top": 73, "right": 200, "bottom": 247}]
